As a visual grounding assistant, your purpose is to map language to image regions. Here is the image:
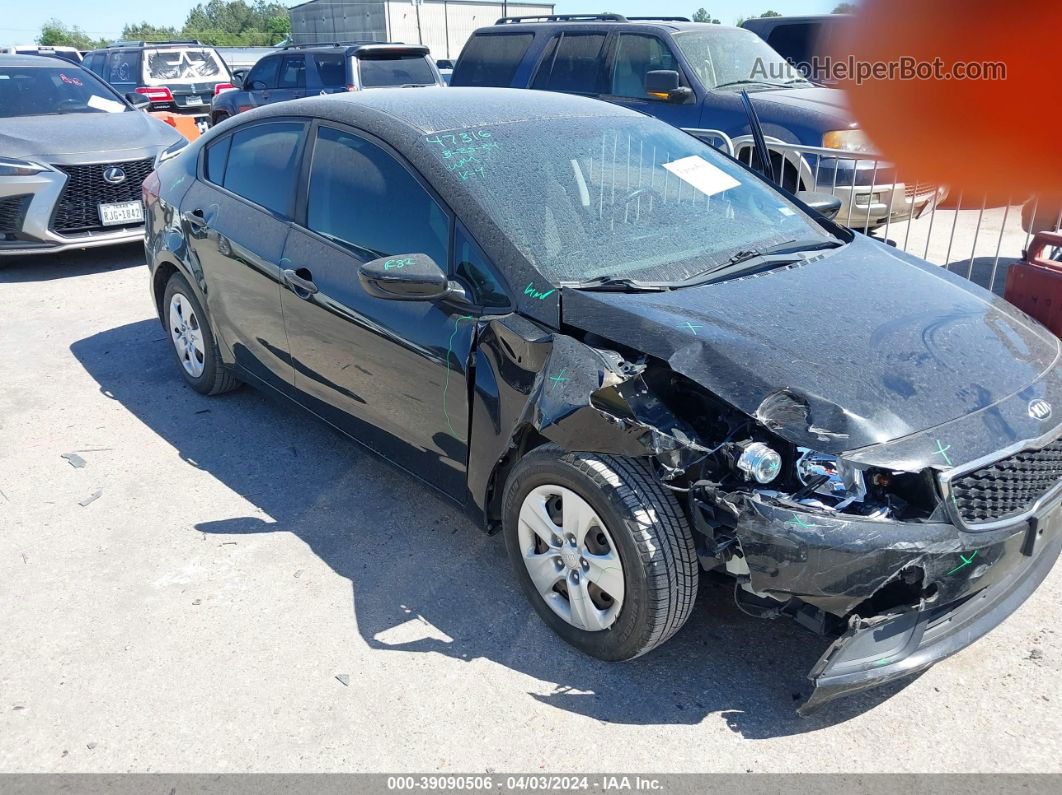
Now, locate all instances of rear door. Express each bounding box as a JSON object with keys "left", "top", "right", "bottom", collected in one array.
[
  {"left": 278, "top": 123, "right": 481, "bottom": 498},
  {"left": 530, "top": 31, "right": 608, "bottom": 97},
  {"left": 181, "top": 119, "right": 308, "bottom": 393},
  {"left": 273, "top": 54, "right": 309, "bottom": 102}
]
